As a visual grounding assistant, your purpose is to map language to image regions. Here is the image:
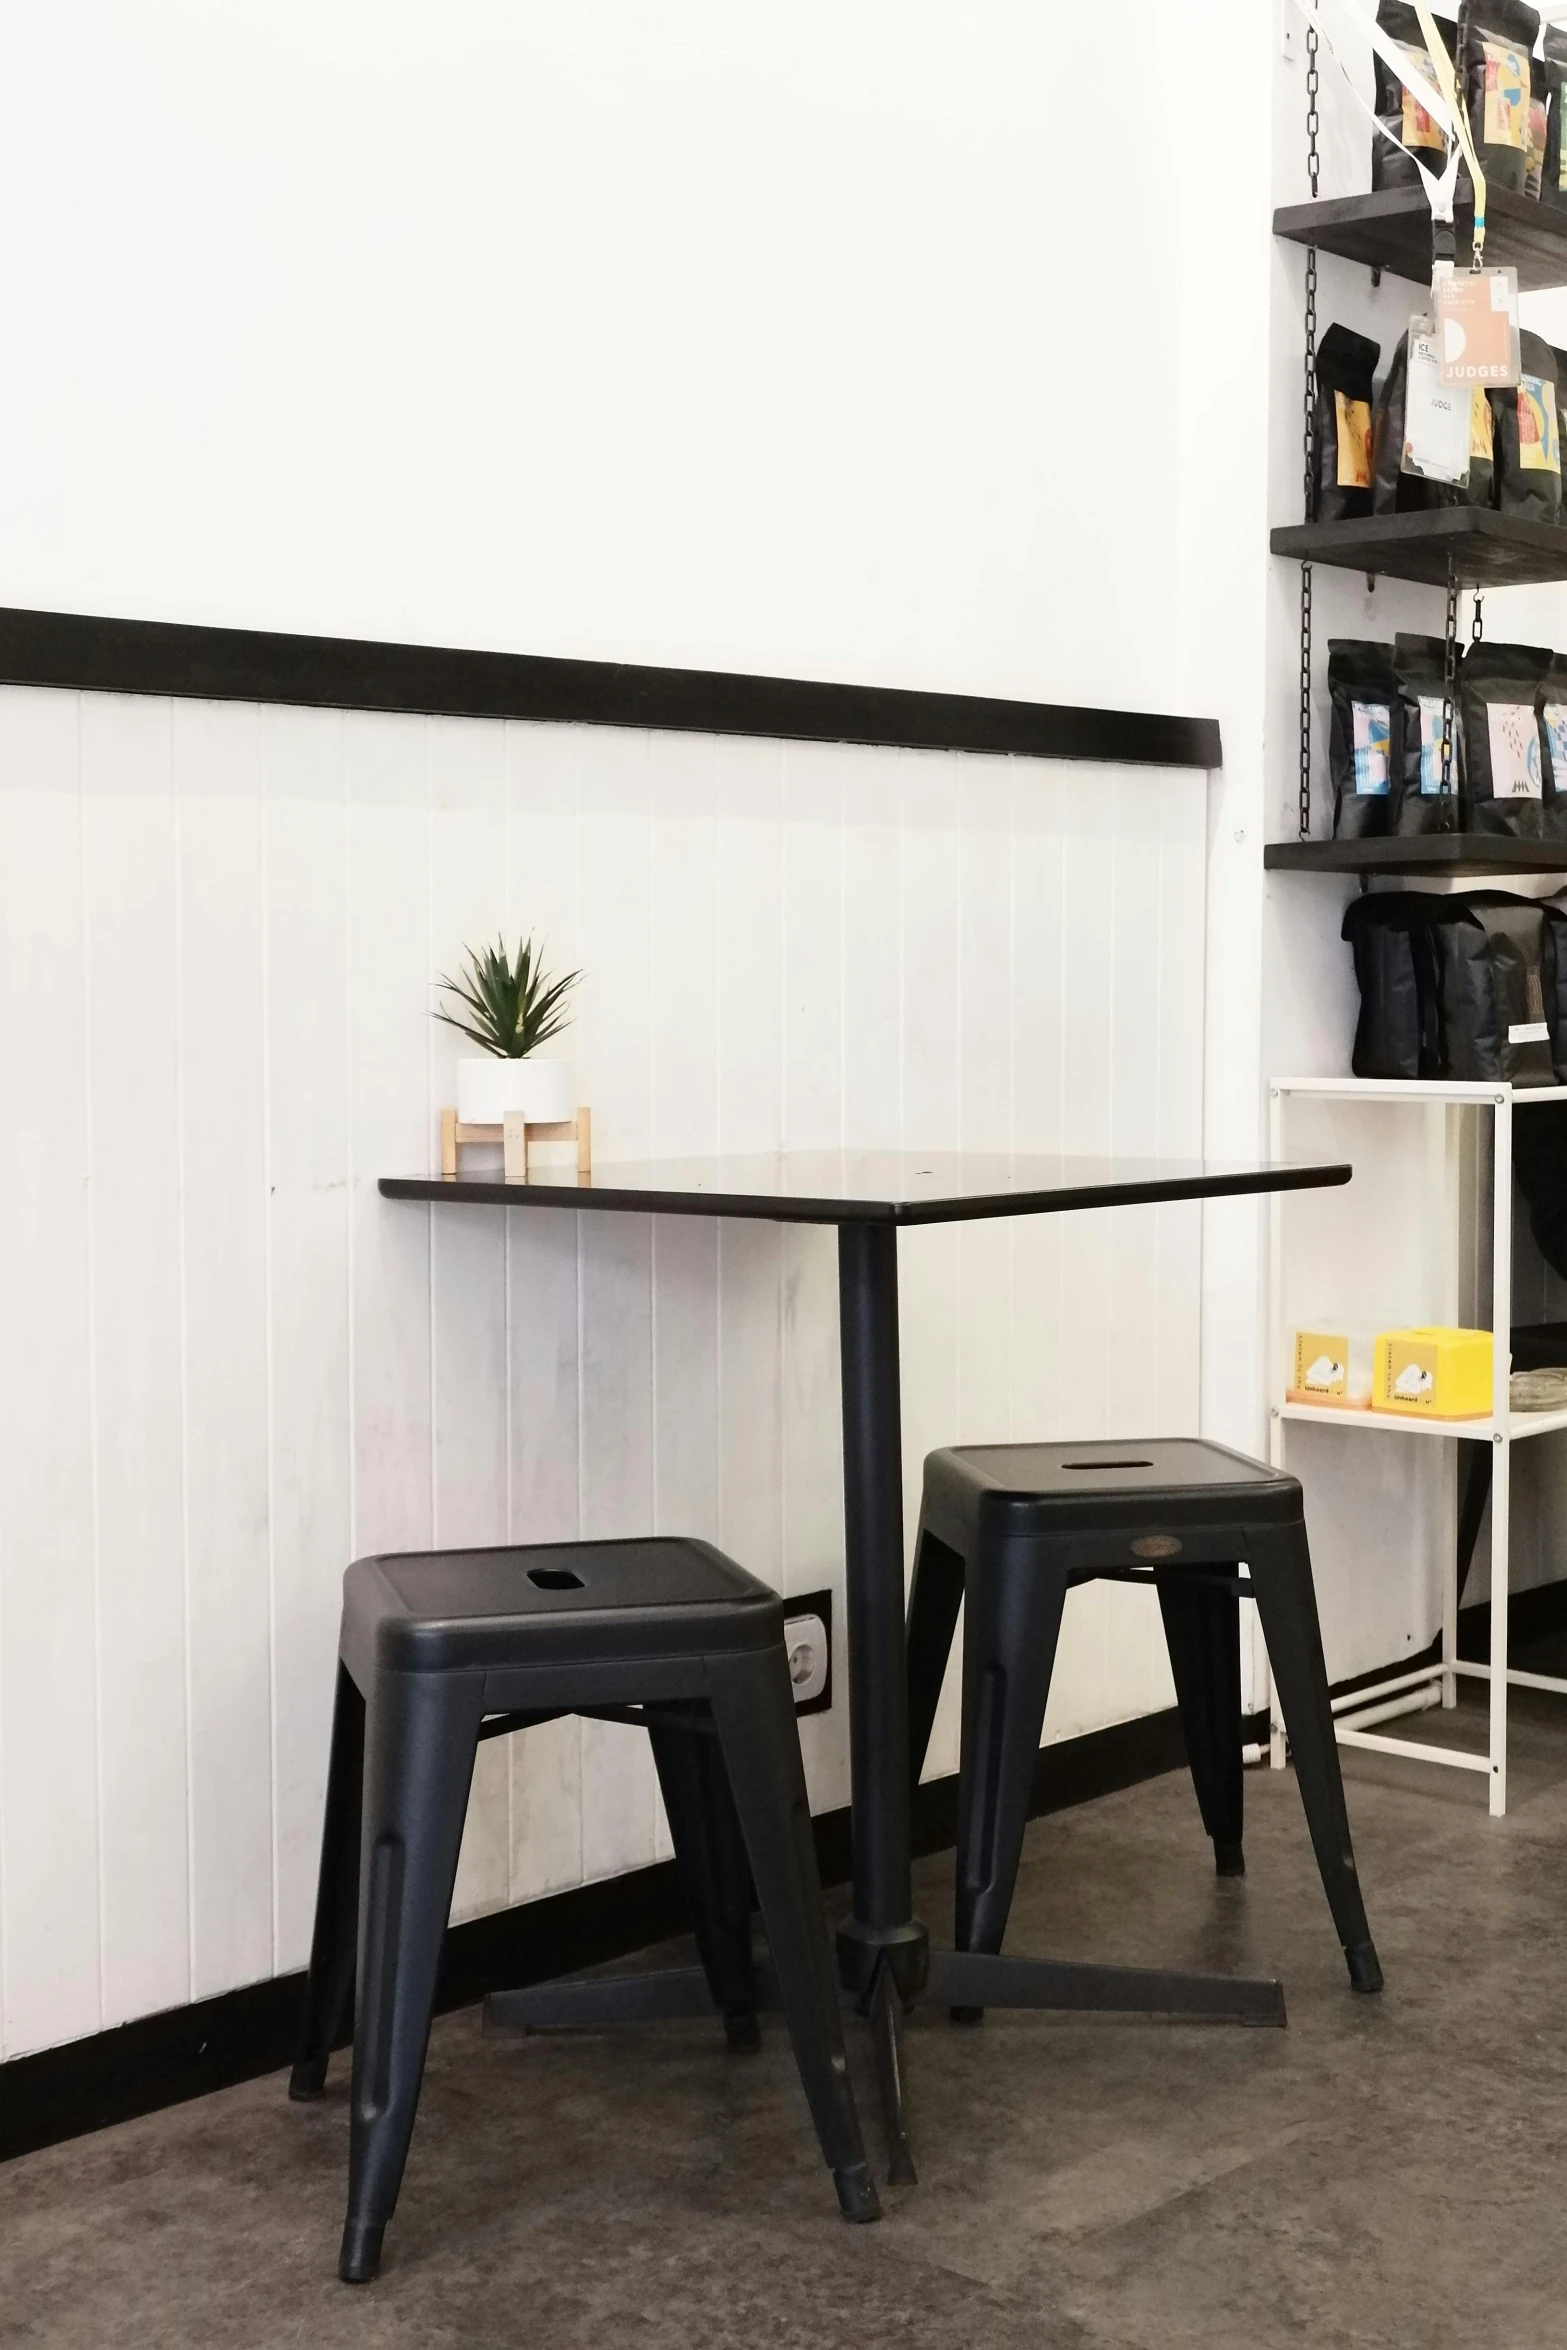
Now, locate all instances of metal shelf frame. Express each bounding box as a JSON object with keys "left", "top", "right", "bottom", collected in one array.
[{"left": 1268, "top": 1076, "right": 1567, "bottom": 1817}]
